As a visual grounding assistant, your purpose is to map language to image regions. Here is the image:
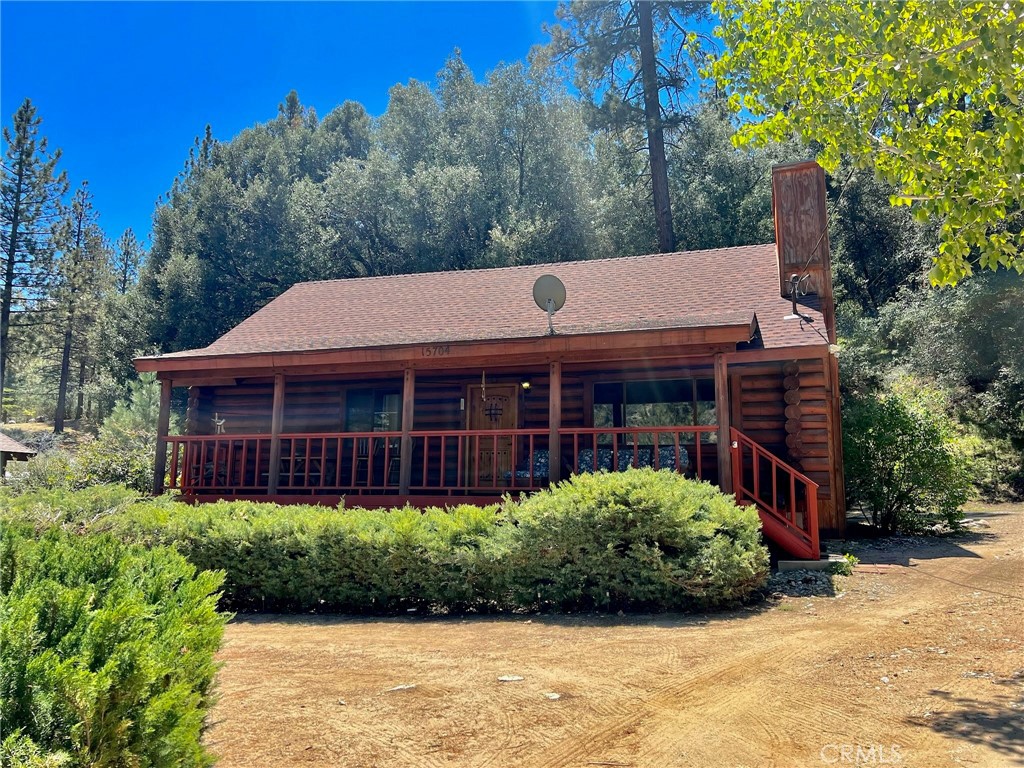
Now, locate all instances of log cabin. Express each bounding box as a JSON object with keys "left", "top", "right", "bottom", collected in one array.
[{"left": 136, "top": 160, "right": 845, "bottom": 560}]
